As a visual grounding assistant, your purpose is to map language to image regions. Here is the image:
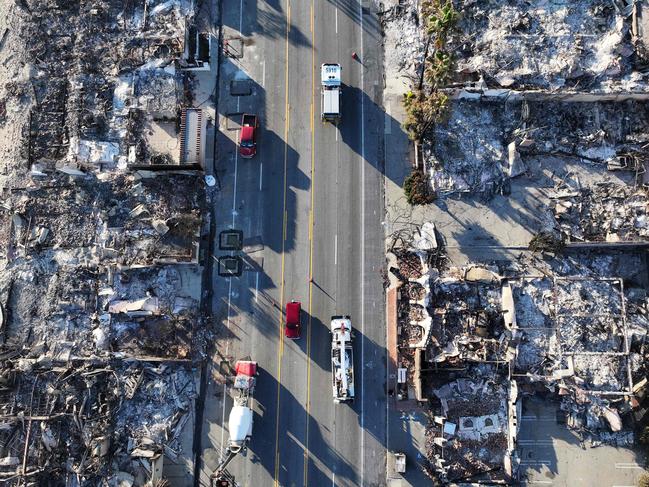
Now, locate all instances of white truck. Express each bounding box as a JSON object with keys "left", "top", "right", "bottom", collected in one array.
[
  {"left": 210, "top": 360, "right": 258, "bottom": 485},
  {"left": 321, "top": 63, "right": 341, "bottom": 123},
  {"left": 331, "top": 316, "right": 355, "bottom": 403},
  {"left": 228, "top": 360, "right": 257, "bottom": 452}
]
